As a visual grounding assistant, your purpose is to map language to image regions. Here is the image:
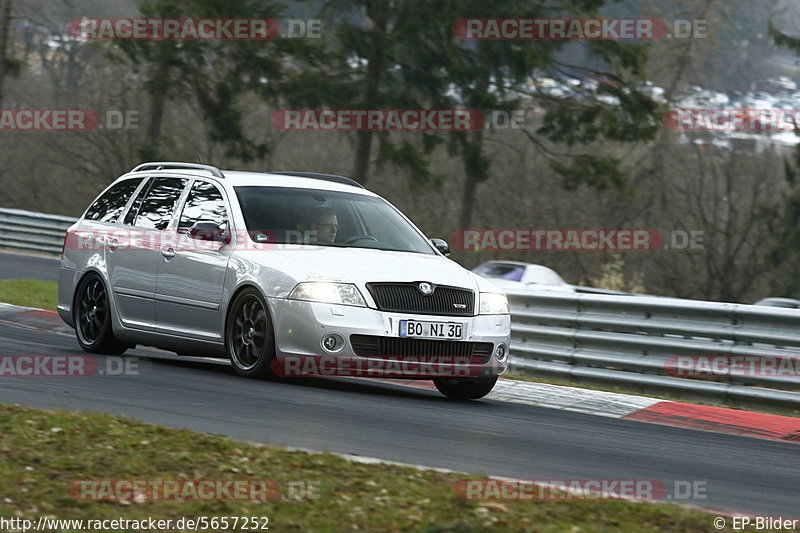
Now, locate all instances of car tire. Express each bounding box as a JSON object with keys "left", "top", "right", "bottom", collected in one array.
[
  {"left": 226, "top": 288, "right": 277, "bottom": 379},
  {"left": 74, "top": 274, "right": 128, "bottom": 355},
  {"left": 433, "top": 376, "right": 498, "bottom": 400}
]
